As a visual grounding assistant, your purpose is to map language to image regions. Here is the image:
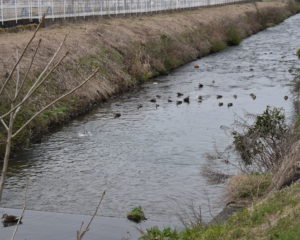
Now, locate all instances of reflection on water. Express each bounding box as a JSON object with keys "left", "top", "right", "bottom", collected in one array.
[{"left": 2, "top": 14, "right": 300, "bottom": 222}]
